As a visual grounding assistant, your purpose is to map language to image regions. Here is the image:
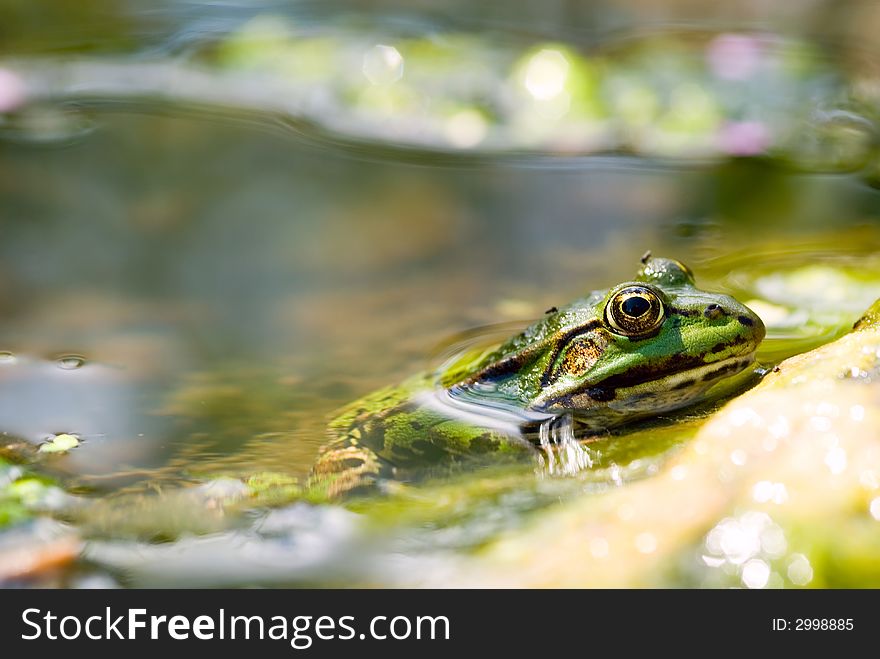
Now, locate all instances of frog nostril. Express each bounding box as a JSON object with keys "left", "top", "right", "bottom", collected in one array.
[{"left": 704, "top": 303, "right": 725, "bottom": 320}]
